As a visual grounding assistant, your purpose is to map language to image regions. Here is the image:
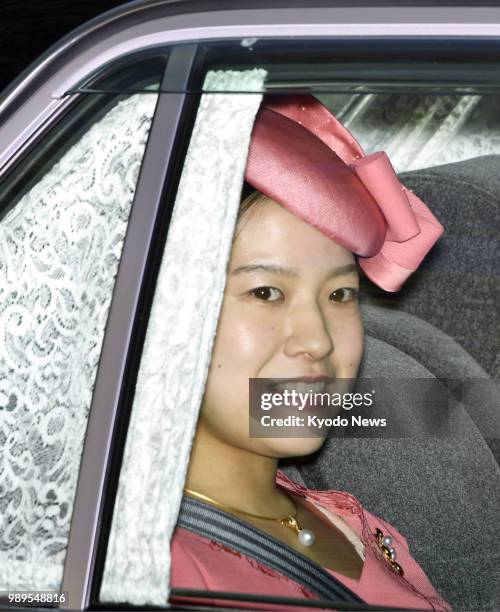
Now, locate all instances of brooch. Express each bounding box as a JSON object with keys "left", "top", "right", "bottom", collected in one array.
[{"left": 375, "top": 527, "right": 404, "bottom": 576}]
